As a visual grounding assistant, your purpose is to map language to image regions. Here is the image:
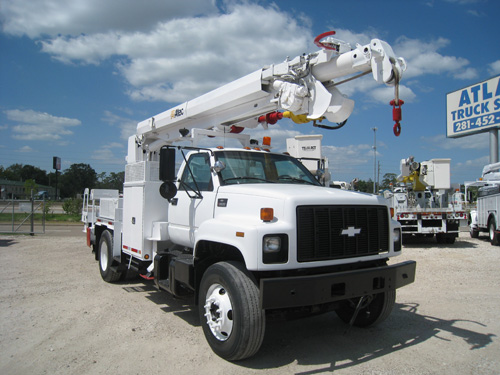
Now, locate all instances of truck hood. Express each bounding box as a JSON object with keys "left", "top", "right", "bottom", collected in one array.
[{"left": 218, "top": 184, "right": 387, "bottom": 206}]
